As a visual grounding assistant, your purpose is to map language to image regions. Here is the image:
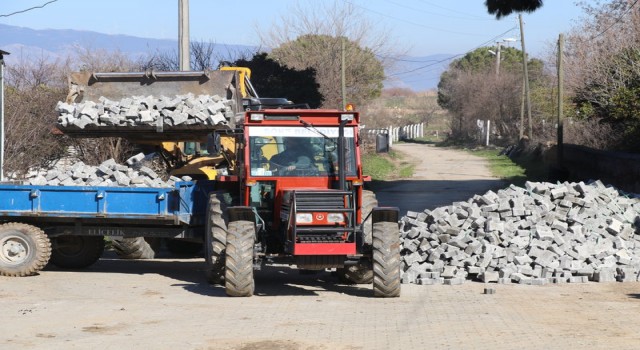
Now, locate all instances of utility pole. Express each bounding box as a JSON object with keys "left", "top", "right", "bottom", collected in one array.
[
  {"left": 178, "top": 0, "right": 190, "bottom": 71},
  {"left": 341, "top": 37, "right": 346, "bottom": 110},
  {"left": 519, "top": 79, "right": 525, "bottom": 139},
  {"left": 519, "top": 14, "right": 532, "bottom": 140},
  {"left": 495, "top": 41, "right": 502, "bottom": 76},
  {"left": 0, "top": 50, "right": 9, "bottom": 182},
  {"left": 557, "top": 33, "right": 564, "bottom": 167}
]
